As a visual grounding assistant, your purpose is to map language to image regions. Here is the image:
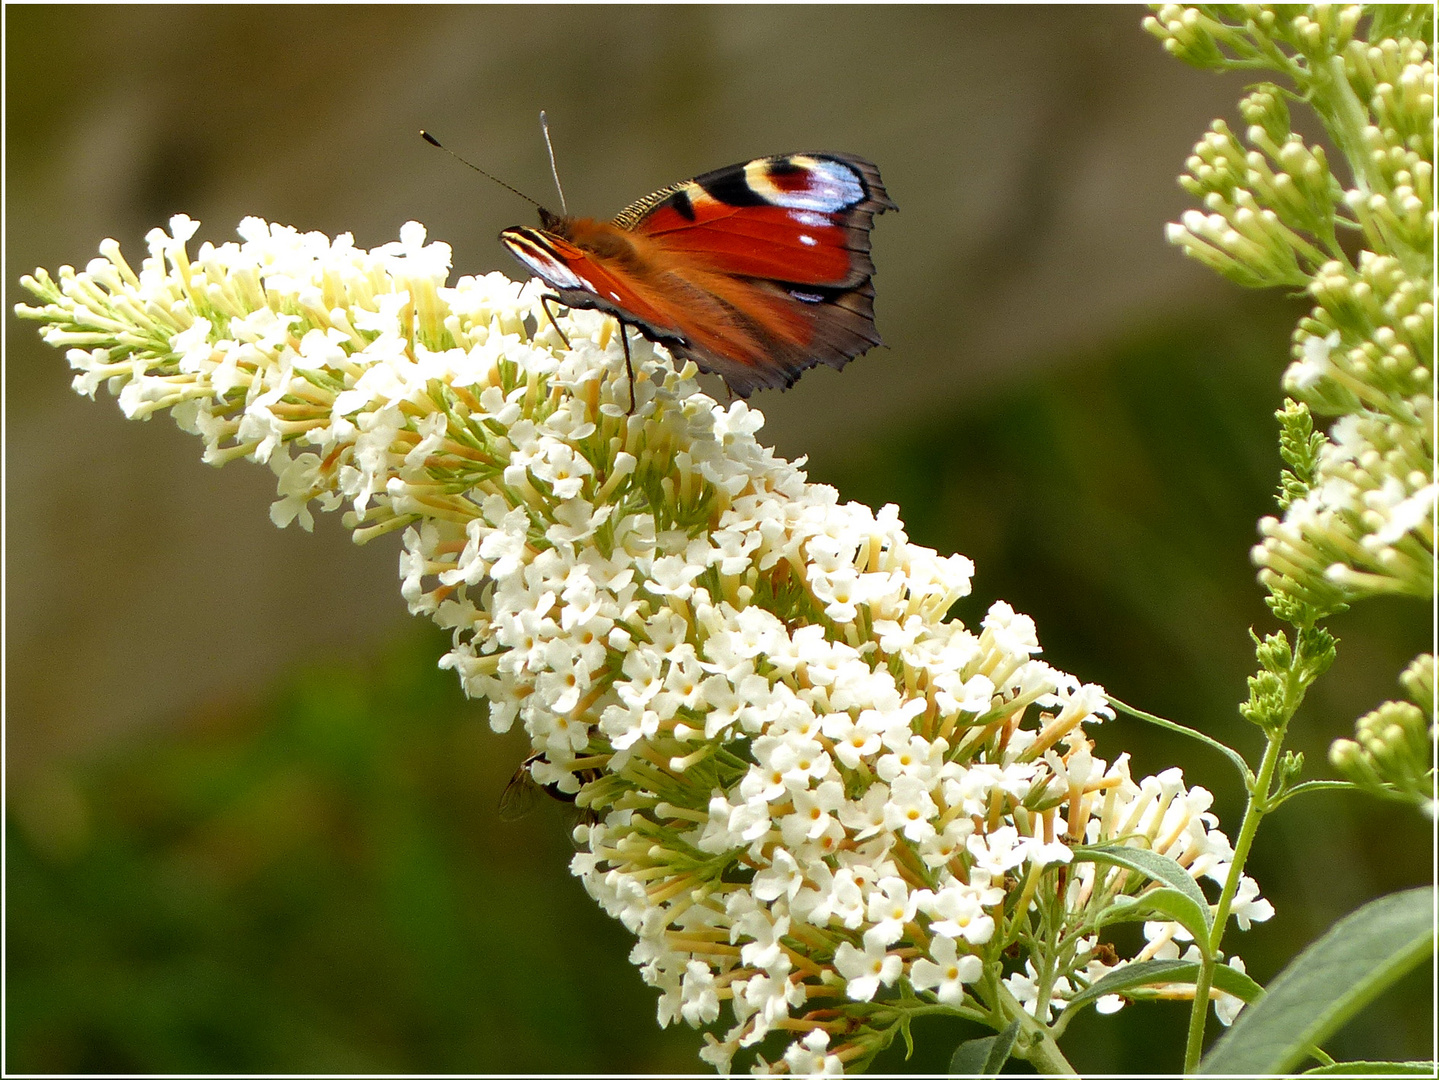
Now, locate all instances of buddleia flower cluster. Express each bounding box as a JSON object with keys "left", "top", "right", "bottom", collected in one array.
[
  {"left": 17, "top": 216, "right": 1271, "bottom": 1073},
  {"left": 1148, "top": 5, "right": 1434, "bottom": 770},
  {"left": 1331, "top": 653, "right": 1436, "bottom": 815}
]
